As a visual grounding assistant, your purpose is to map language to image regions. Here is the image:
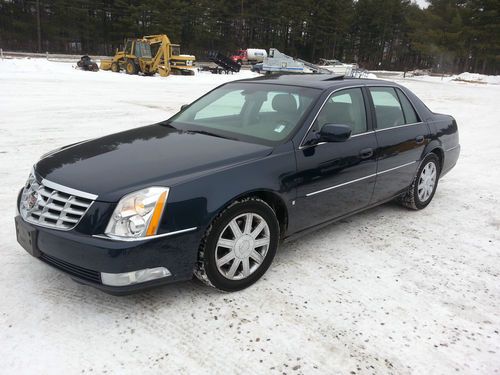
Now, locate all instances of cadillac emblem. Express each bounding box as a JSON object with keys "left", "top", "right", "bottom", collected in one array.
[
  {"left": 26, "top": 190, "right": 38, "bottom": 210},
  {"left": 21, "top": 181, "right": 41, "bottom": 214}
]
